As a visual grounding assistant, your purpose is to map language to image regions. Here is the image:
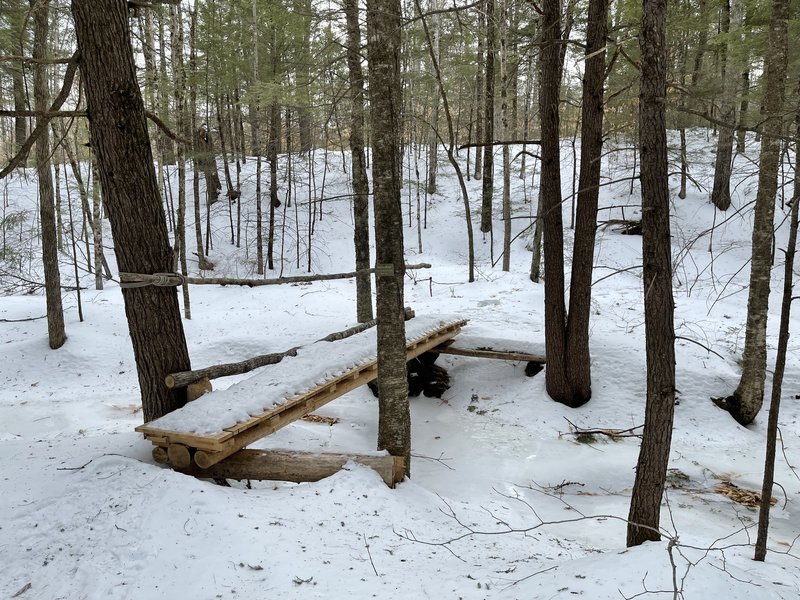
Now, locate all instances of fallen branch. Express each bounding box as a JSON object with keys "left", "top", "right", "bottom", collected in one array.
[
  {"left": 458, "top": 139, "right": 542, "bottom": 150},
  {"left": 121, "top": 263, "right": 431, "bottom": 288},
  {"left": 561, "top": 417, "right": 643, "bottom": 440}
]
